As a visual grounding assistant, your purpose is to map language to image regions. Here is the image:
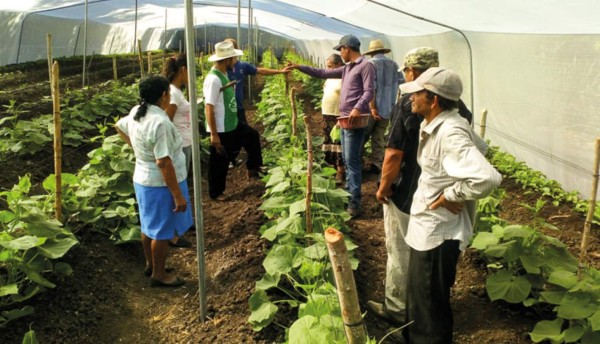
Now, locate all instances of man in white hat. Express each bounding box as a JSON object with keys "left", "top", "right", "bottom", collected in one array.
[
  {"left": 400, "top": 67, "right": 501, "bottom": 343},
  {"left": 203, "top": 40, "right": 264, "bottom": 201},
  {"left": 362, "top": 39, "right": 401, "bottom": 173}
]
